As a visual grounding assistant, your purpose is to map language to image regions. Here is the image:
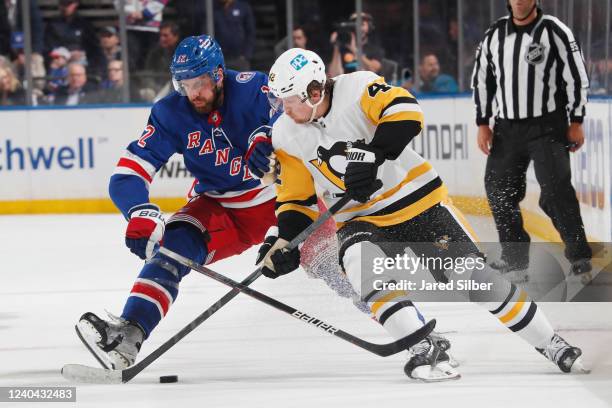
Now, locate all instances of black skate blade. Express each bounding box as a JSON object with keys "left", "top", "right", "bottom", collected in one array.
[{"left": 74, "top": 324, "right": 111, "bottom": 370}]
